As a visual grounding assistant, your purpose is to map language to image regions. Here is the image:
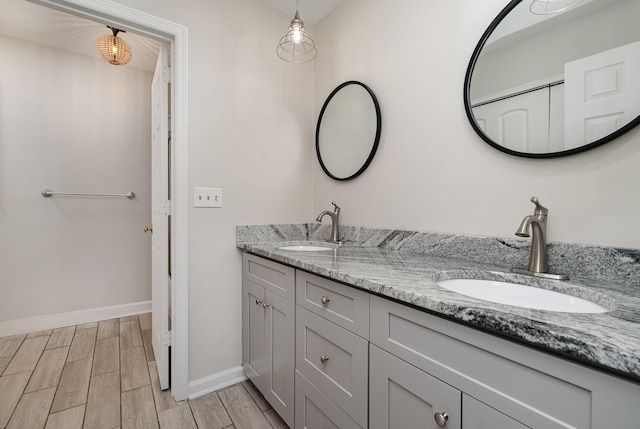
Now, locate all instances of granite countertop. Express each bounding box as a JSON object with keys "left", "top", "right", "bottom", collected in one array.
[{"left": 237, "top": 225, "right": 640, "bottom": 382}]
